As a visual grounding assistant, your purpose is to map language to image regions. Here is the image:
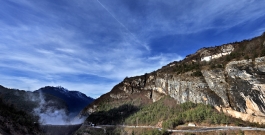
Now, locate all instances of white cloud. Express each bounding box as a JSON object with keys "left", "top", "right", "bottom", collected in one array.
[
  {"left": 1, "top": 0, "right": 264, "bottom": 98},
  {"left": 0, "top": 16, "right": 183, "bottom": 98}
]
